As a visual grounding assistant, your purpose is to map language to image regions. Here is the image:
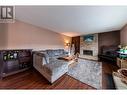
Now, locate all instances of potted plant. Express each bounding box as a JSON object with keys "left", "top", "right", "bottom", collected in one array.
[{"left": 123, "top": 45, "right": 127, "bottom": 54}]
